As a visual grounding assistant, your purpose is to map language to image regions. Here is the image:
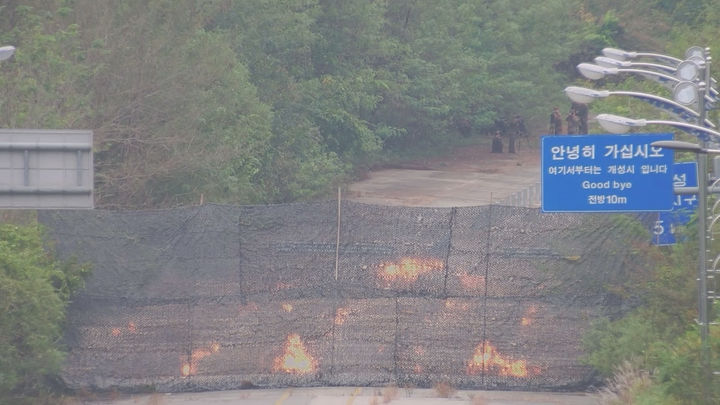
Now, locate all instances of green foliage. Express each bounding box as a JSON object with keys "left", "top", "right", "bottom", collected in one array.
[
  {"left": 0, "top": 0, "right": 717, "bottom": 209},
  {"left": 0, "top": 223, "right": 90, "bottom": 402},
  {"left": 582, "top": 215, "right": 720, "bottom": 403}
]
